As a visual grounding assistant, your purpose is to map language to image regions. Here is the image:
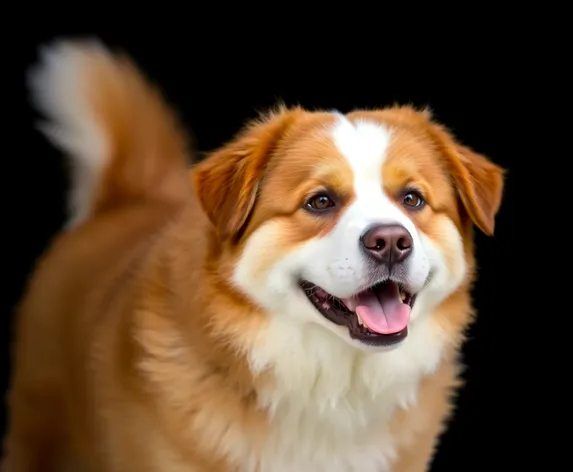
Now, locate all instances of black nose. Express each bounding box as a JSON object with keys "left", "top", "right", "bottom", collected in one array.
[{"left": 361, "top": 224, "right": 413, "bottom": 264}]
